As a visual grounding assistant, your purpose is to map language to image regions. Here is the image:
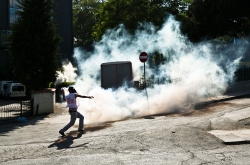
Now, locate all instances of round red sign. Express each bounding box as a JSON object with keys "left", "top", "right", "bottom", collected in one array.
[{"left": 139, "top": 52, "right": 148, "bottom": 63}]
